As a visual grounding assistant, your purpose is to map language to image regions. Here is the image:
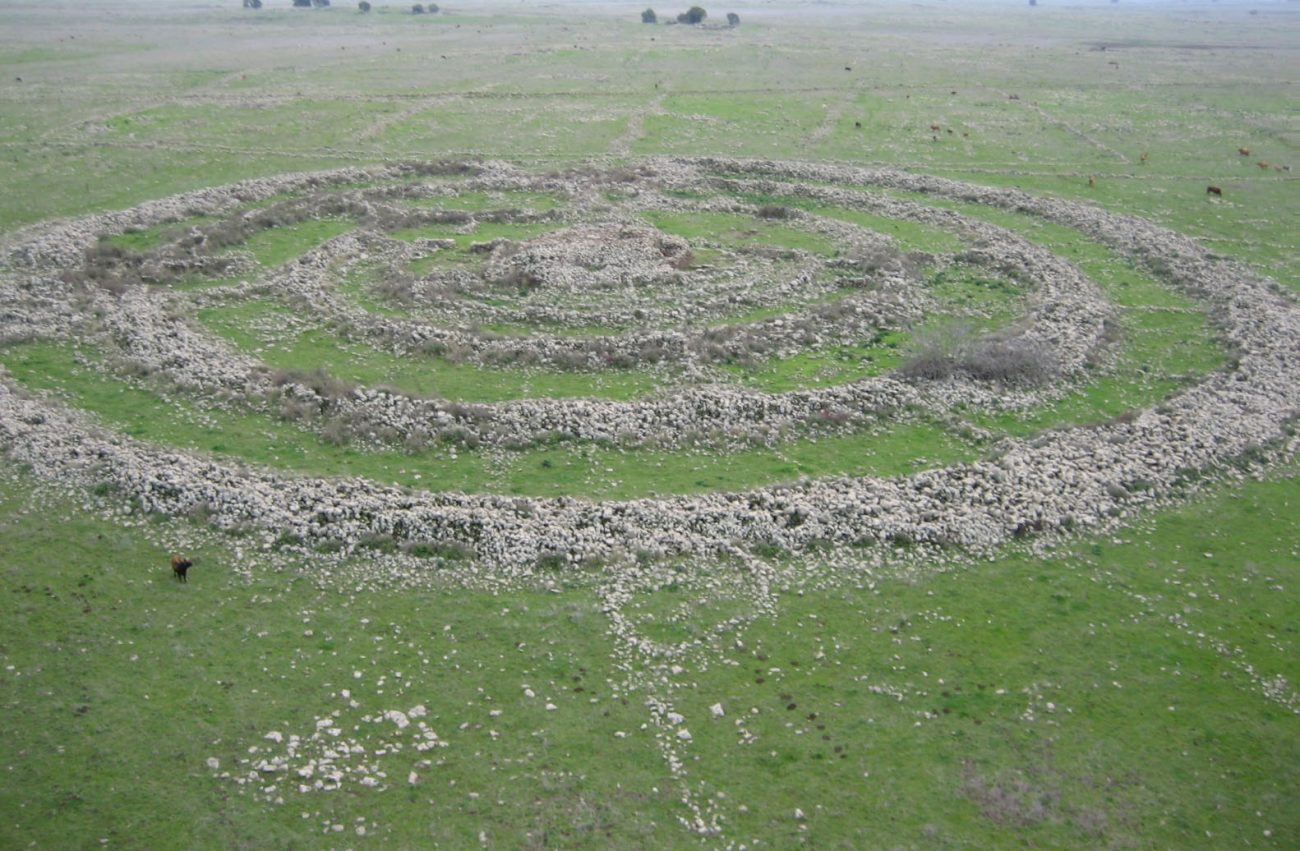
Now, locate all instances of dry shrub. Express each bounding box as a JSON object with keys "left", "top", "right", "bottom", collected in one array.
[
  {"left": 372, "top": 271, "right": 419, "bottom": 306},
  {"left": 491, "top": 266, "right": 543, "bottom": 292},
  {"left": 900, "top": 321, "right": 1055, "bottom": 386},
  {"left": 960, "top": 766, "right": 1059, "bottom": 827},
  {"left": 268, "top": 367, "right": 356, "bottom": 406},
  {"left": 840, "top": 245, "right": 916, "bottom": 278},
  {"left": 961, "top": 335, "right": 1055, "bottom": 384}
]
